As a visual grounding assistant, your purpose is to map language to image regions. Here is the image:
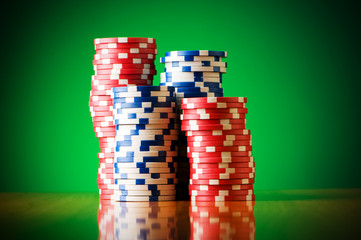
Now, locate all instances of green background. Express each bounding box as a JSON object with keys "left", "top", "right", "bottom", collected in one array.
[{"left": 1, "top": 0, "right": 360, "bottom": 192}]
